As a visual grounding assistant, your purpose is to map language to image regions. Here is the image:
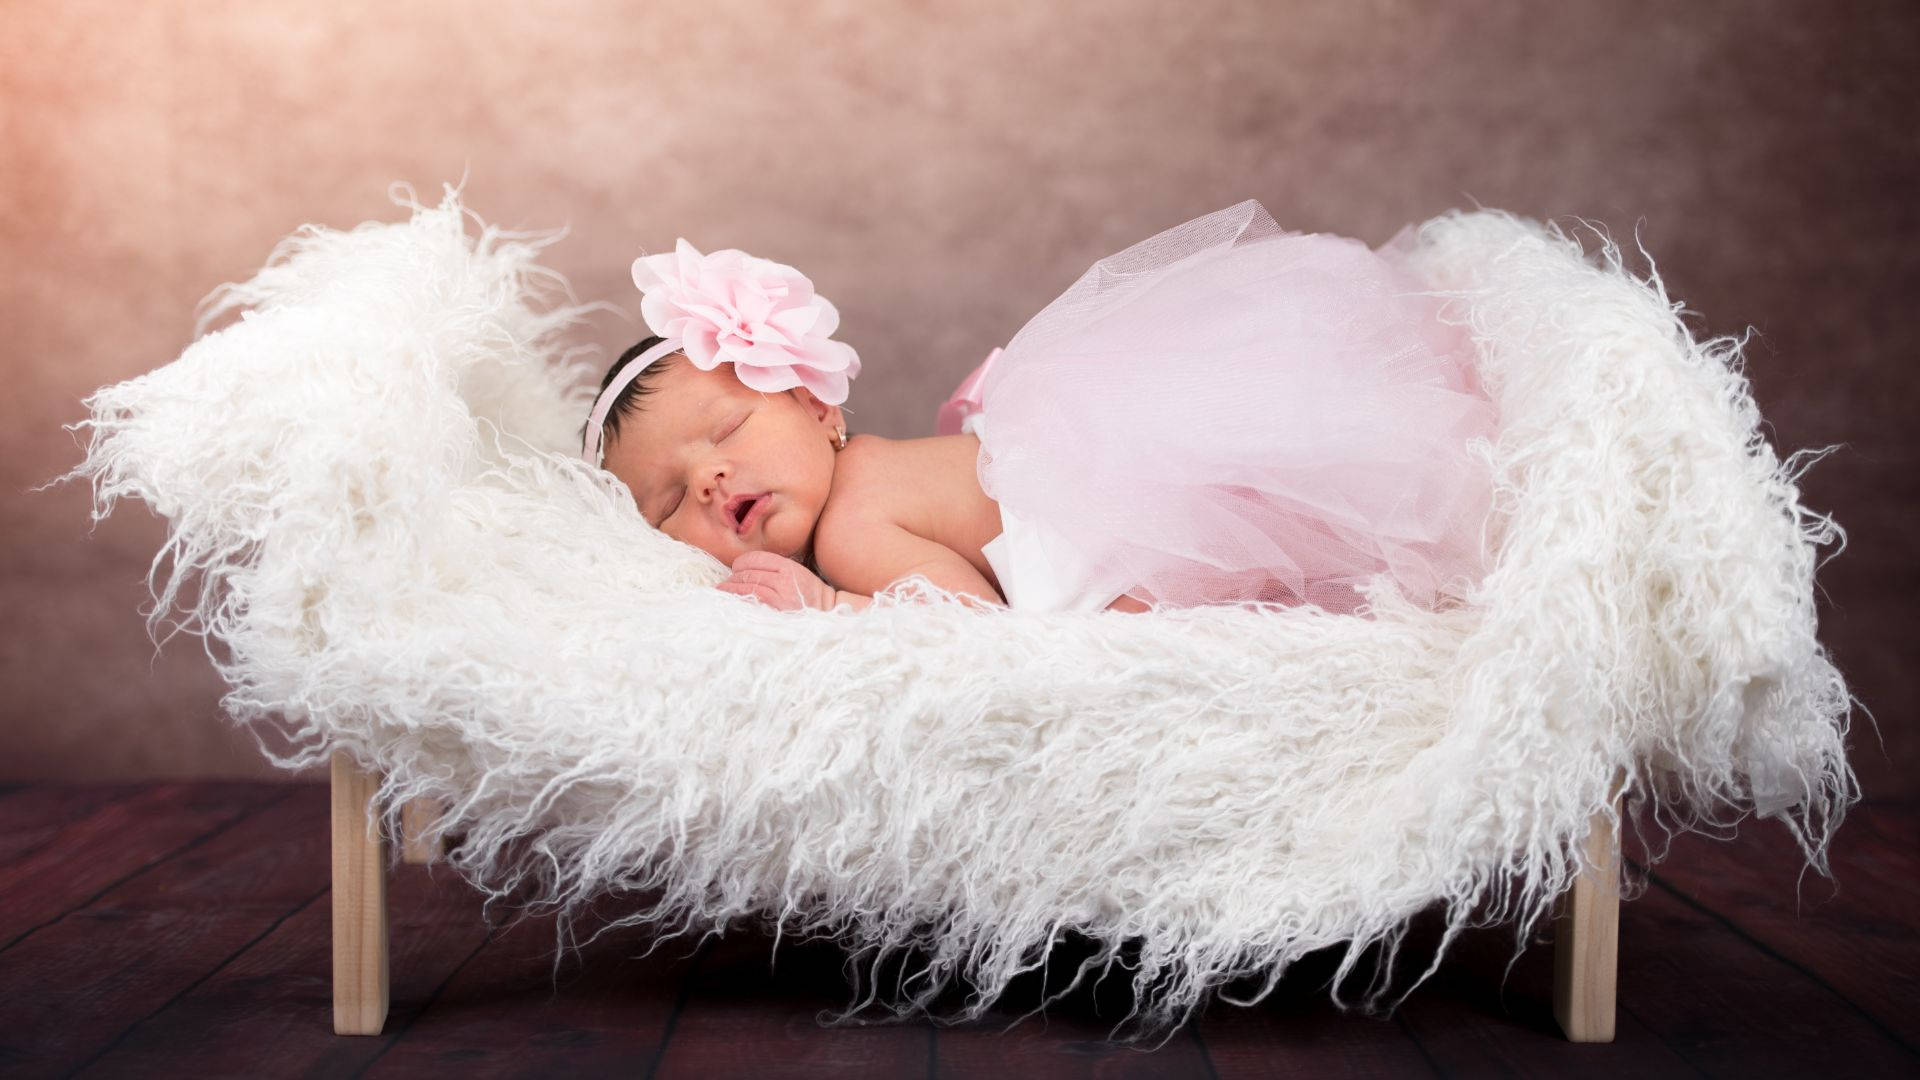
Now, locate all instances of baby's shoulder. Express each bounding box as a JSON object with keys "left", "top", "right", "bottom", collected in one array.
[
  {"left": 814, "top": 433, "right": 1003, "bottom": 594},
  {"left": 818, "top": 434, "right": 905, "bottom": 538},
  {"left": 817, "top": 432, "right": 986, "bottom": 546}
]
